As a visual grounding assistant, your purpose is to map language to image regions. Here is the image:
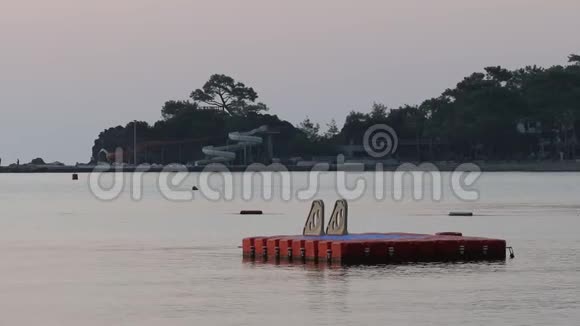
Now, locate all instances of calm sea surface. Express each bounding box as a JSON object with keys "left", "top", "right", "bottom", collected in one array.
[{"left": 0, "top": 172, "right": 579, "bottom": 326}]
